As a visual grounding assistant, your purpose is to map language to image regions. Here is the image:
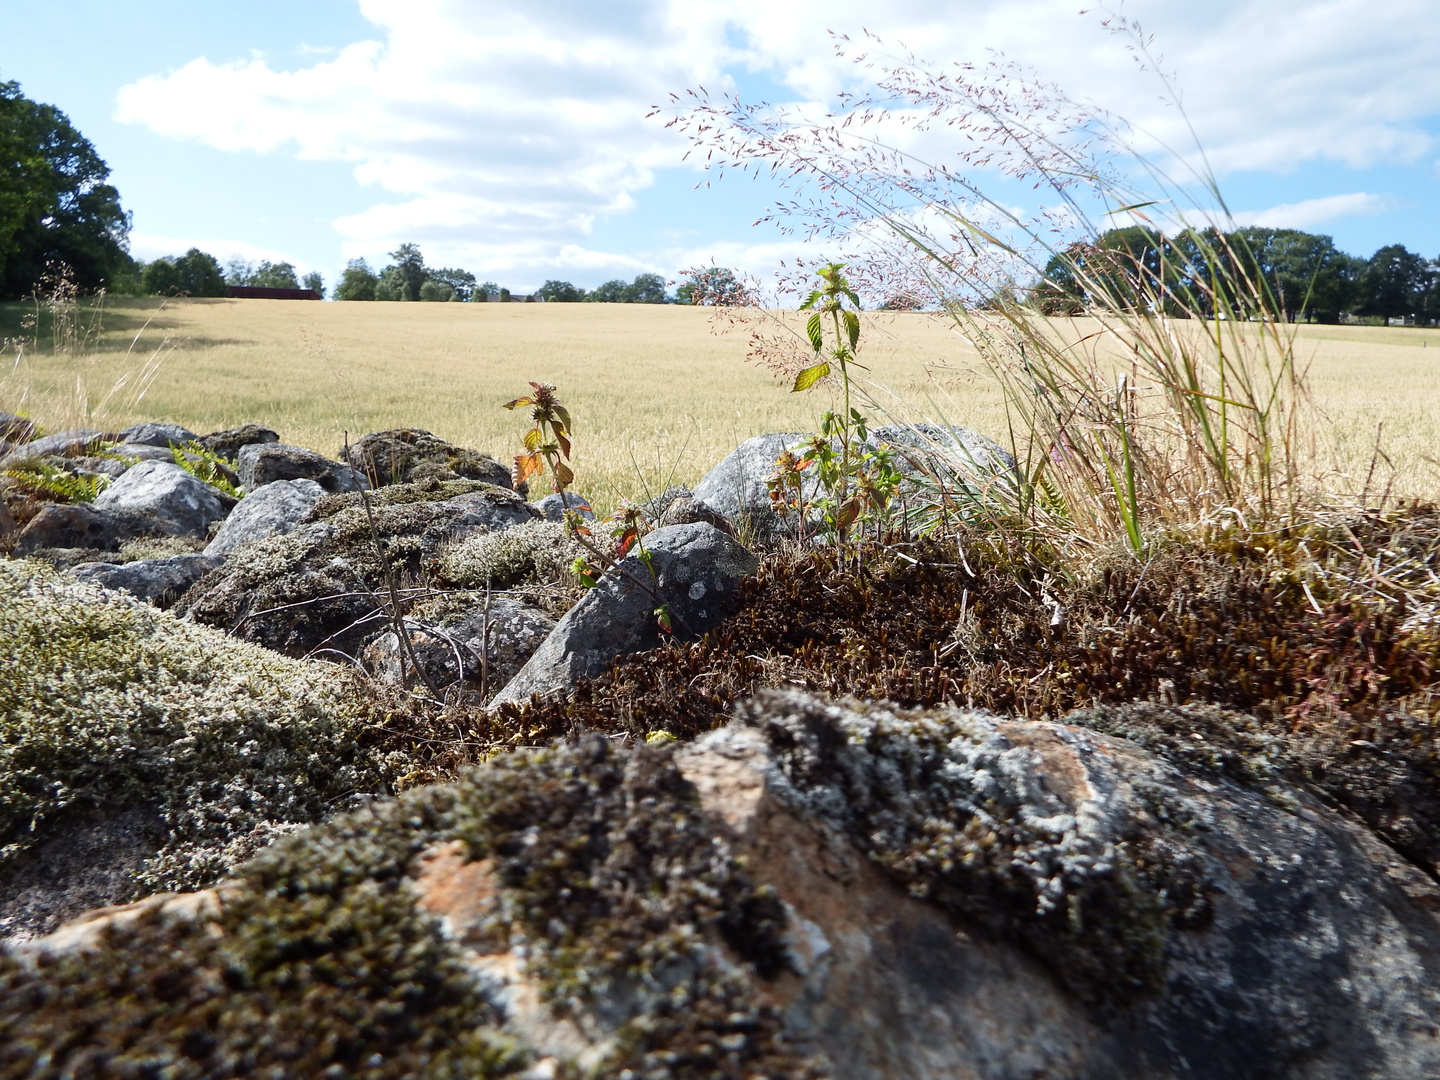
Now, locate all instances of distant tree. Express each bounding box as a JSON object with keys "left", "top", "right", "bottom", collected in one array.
[
  {"left": 335, "top": 258, "right": 378, "bottom": 301},
  {"left": 1357, "top": 244, "right": 1430, "bottom": 321},
  {"left": 380, "top": 242, "right": 428, "bottom": 301},
  {"left": 674, "top": 266, "right": 751, "bottom": 306},
  {"left": 587, "top": 279, "right": 629, "bottom": 303},
  {"left": 242, "top": 260, "right": 299, "bottom": 289},
  {"left": 142, "top": 248, "right": 225, "bottom": 297},
  {"left": 302, "top": 270, "right": 324, "bottom": 298},
  {"left": 419, "top": 279, "right": 454, "bottom": 302},
  {"left": 1228, "top": 227, "right": 1359, "bottom": 323},
  {"left": 499, "top": 287, "right": 512, "bottom": 302},
  {"left": 374, "top": 265, "right": 410, "bottom": 301},
  {"left": 625, "top": 272, "right": 669, "bottom": 303},
  {"left": 537, "top": 279, "right": 585, "bottom": 302},
  {"left": 476, "top": 280, "right": 500, "bottom": 301},
  {"left": 0, "top": 79, "right": 132, "bottom": 298},
  {"left": 427, "top": 267, "right": 476, "bottom": 301},
  {"left": 224, "top": 257, "right": 255, "bottom": 285}
]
